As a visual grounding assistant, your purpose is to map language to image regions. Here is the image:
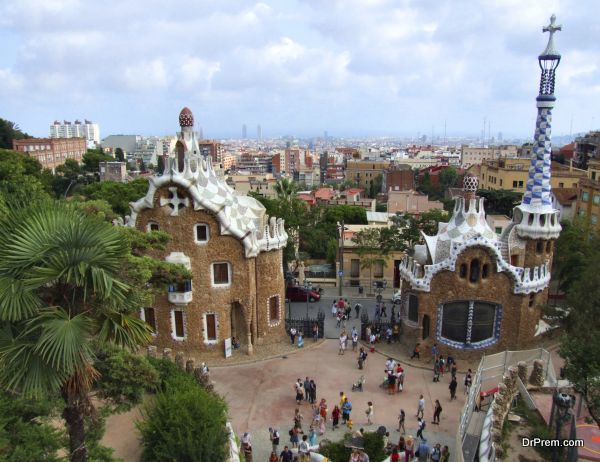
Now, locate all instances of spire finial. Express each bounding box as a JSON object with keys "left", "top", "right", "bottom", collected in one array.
[{"left": 541, "top": 14, "right": 562, "bottom": 57}]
